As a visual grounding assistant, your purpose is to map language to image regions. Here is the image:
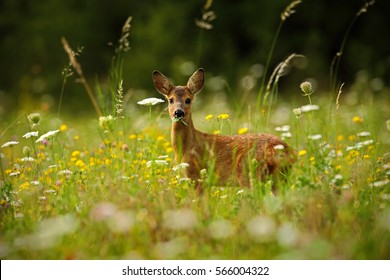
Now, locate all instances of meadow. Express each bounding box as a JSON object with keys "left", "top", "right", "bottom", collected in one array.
[{"left": 1, "top": 1, "right": 389, "bottom": 260}]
